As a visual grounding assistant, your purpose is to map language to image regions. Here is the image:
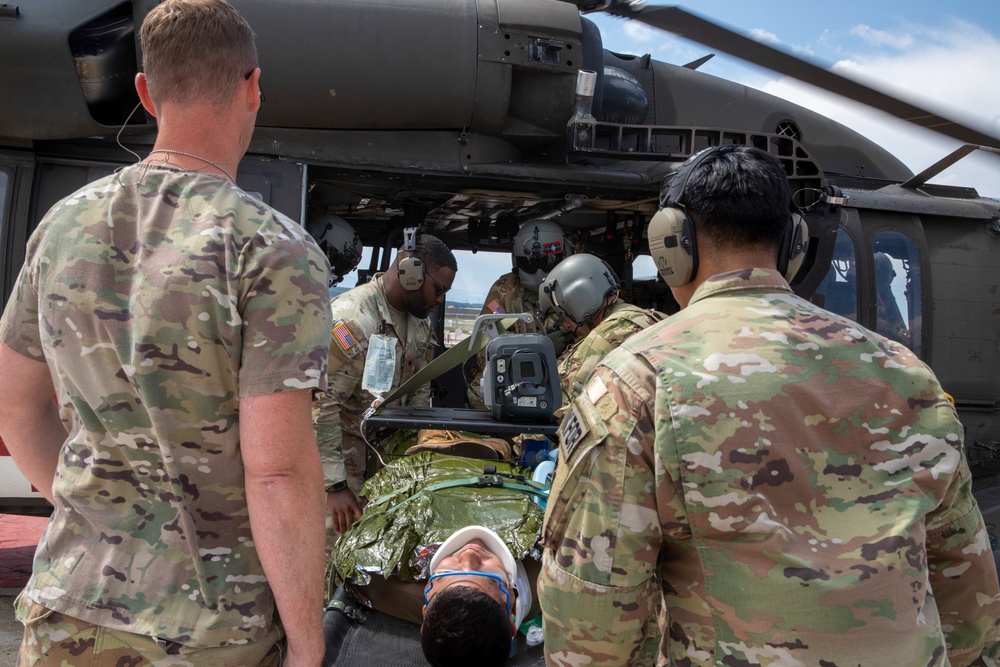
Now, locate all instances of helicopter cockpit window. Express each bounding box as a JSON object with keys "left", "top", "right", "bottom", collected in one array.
[
  {"left": 813, "top": 229, "right": 858, "bottom": 321},
  {"left": 872, "top": 231, "right": 921, "bottom": 355},
  {"left": 442, "top": 249, "right": 509, "bottom": 347}
]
